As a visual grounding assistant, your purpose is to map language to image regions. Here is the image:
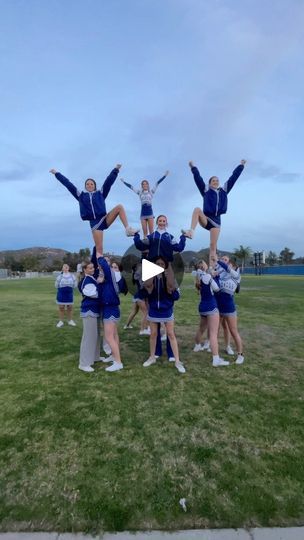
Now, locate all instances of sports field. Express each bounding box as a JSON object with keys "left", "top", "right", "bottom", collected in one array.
[{"left": 0, "top": 274, "right": 303, "bottom": 533}]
